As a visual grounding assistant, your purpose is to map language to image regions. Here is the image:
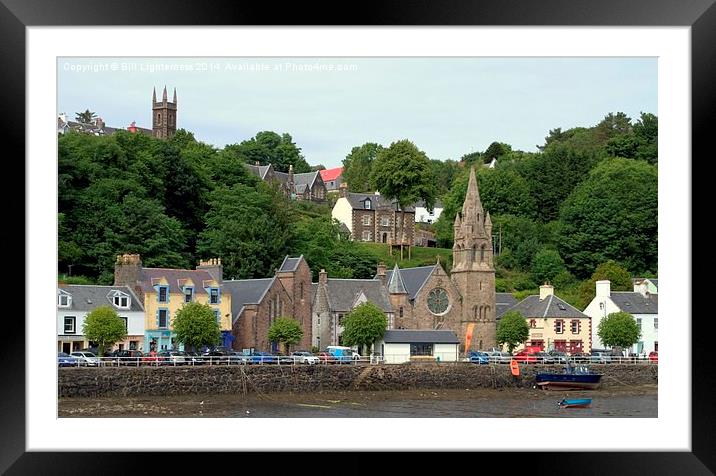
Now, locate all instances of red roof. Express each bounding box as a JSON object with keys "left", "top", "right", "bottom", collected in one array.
[{"left": 319, "top": 167, "right": 343, "bottom": 182}]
